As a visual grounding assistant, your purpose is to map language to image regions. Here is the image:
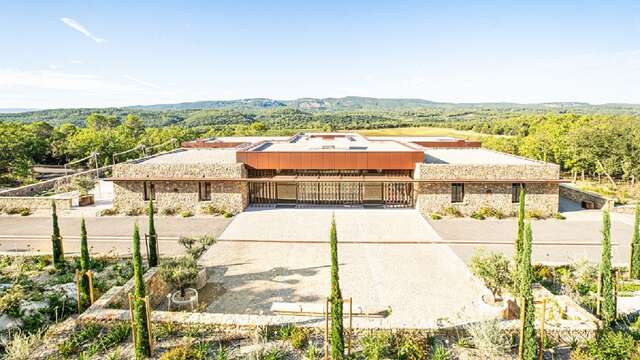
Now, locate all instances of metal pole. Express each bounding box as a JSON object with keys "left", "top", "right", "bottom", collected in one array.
[
  {"left": 144, "top": 296, "right": 154, "bottom": 355},
  {"left": 88, "top": 271, "right": 95, "bottom": 304},
  {"left": 75, "top": 269, "right": 82, "bottom": 313}
]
